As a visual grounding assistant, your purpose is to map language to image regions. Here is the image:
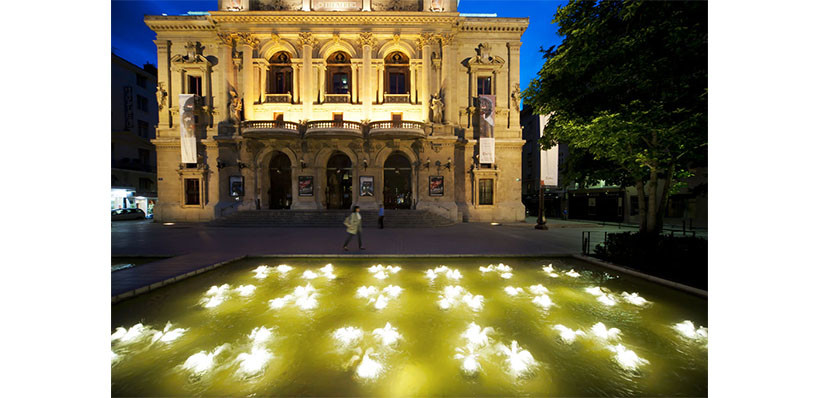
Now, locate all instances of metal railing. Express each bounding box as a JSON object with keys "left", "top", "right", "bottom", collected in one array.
[
  {"left": 368, "top": 120, "right": 425, "bottom": 131},
  {"left": 324, "top": 93, "right": 351, "bottom": 103},
  {"left": 582, "top": 231, "right": 609, "bottom": 255},
  {"left": 264, "top": 93, "right": 292, "bottom": 103},
  {"left": 305, "top": 120, "right": 364, "bottom": 132},
  {"left": 384, "top": 93, "right": 410, "bottom": 103},
  {"left": 242, "top": 120, "right": 300, "bottom": 132}
]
